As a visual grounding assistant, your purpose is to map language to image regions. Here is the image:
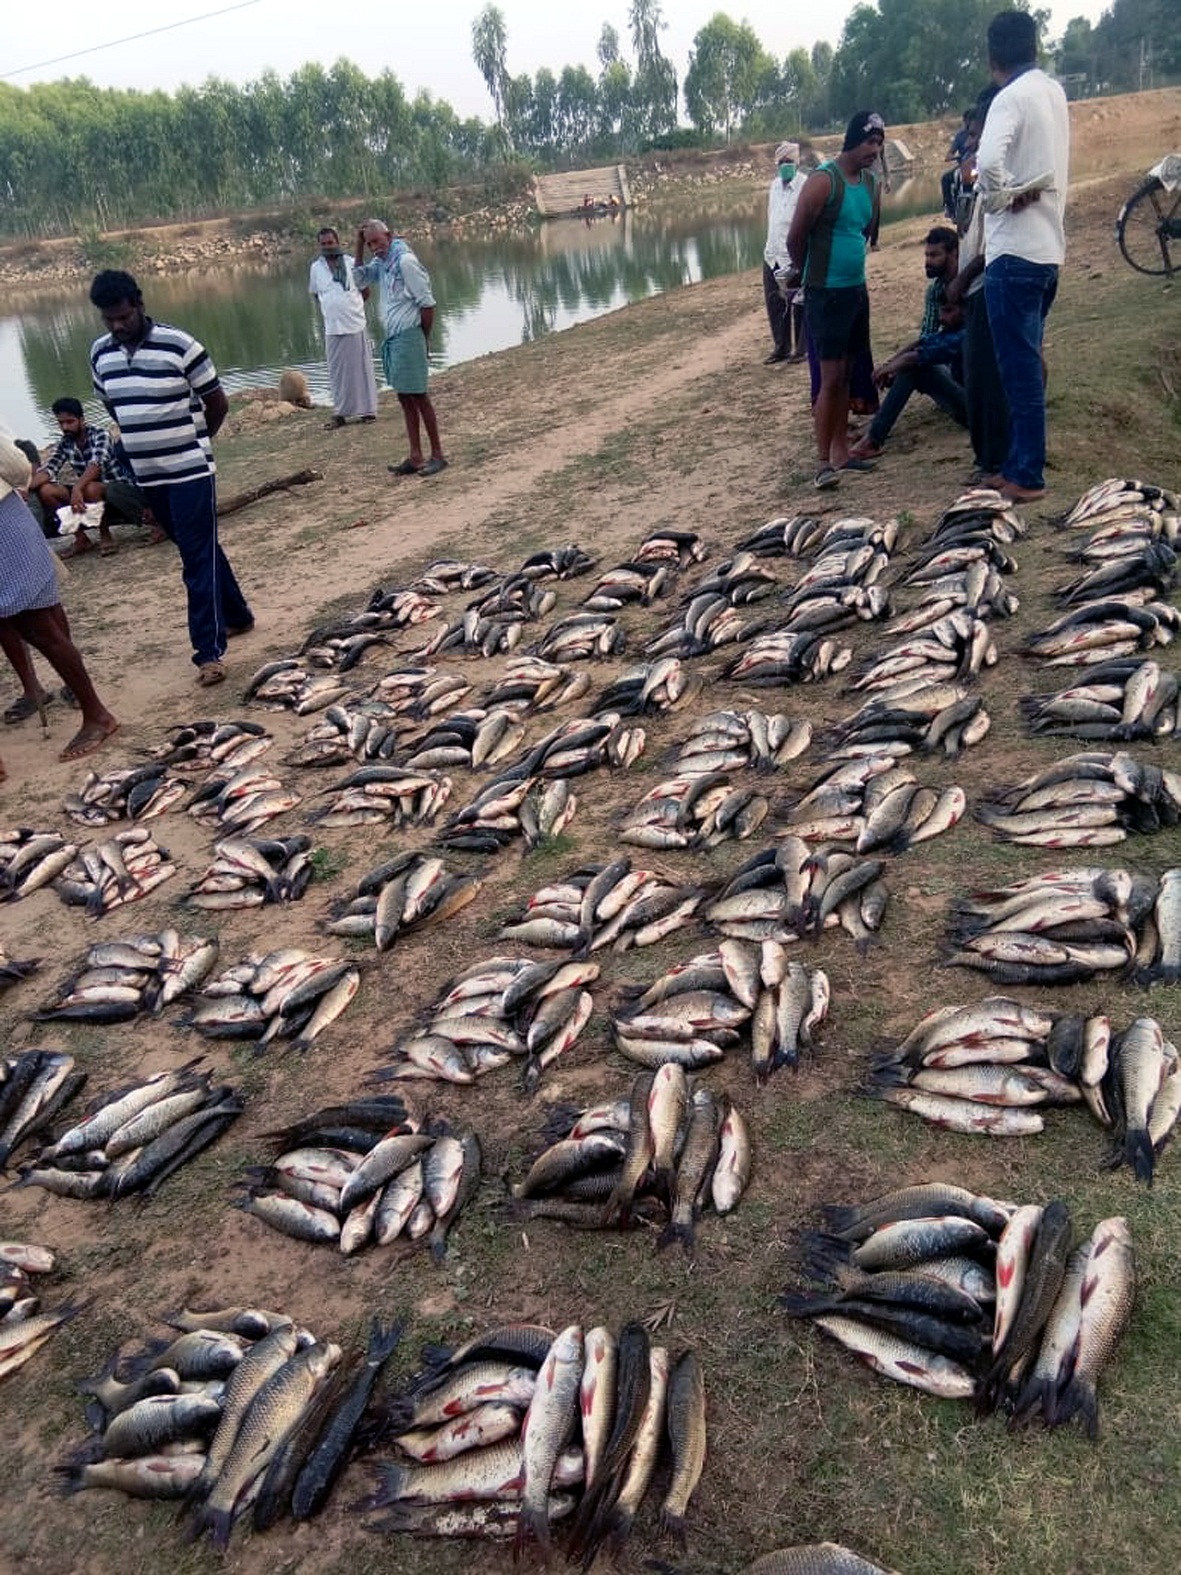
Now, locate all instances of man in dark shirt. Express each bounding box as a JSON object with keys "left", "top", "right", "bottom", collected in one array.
[
  {"left": 27, "top": 396, "right": 145, "bottom": 555},
  {"left": 849, "top": 226, "right": 967, "bottom": 461}
]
